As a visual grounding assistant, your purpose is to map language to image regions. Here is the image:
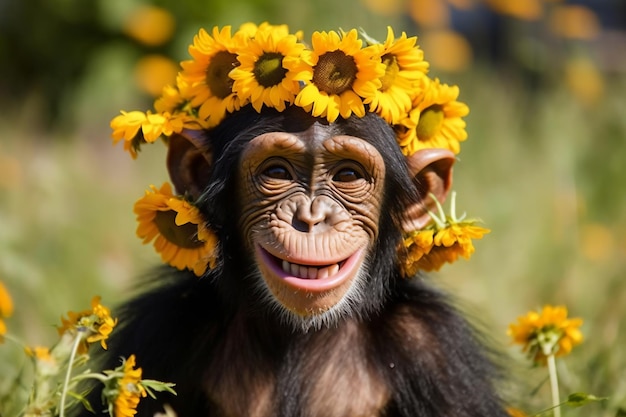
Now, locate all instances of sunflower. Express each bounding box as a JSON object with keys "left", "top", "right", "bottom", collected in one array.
[
  {"left": 154, "top": 73, "right": 196, "bottom": 114},
  {"left": 294, "top": 29, "right": 384, "bottom": 122},
  {"left": 366, "top": 27, "right": 429, "bottom": 124},
  {"left": 110, "top": 111, "right": 187, "bottom": 158},
  {"left": 395, "top": 77, "right": 469, "bottom": 156},
  {"left": 180, "top": 26, "right": 248, "bottom": 127},
  {"left": 134, "top": 183, "right": 217, "bottom": 276},
  {"left": 230, "top": 24, "right": 306, "bottom": 112},
  {"left": 508, "top": 305, "right": 584, "bottom": 365}
]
